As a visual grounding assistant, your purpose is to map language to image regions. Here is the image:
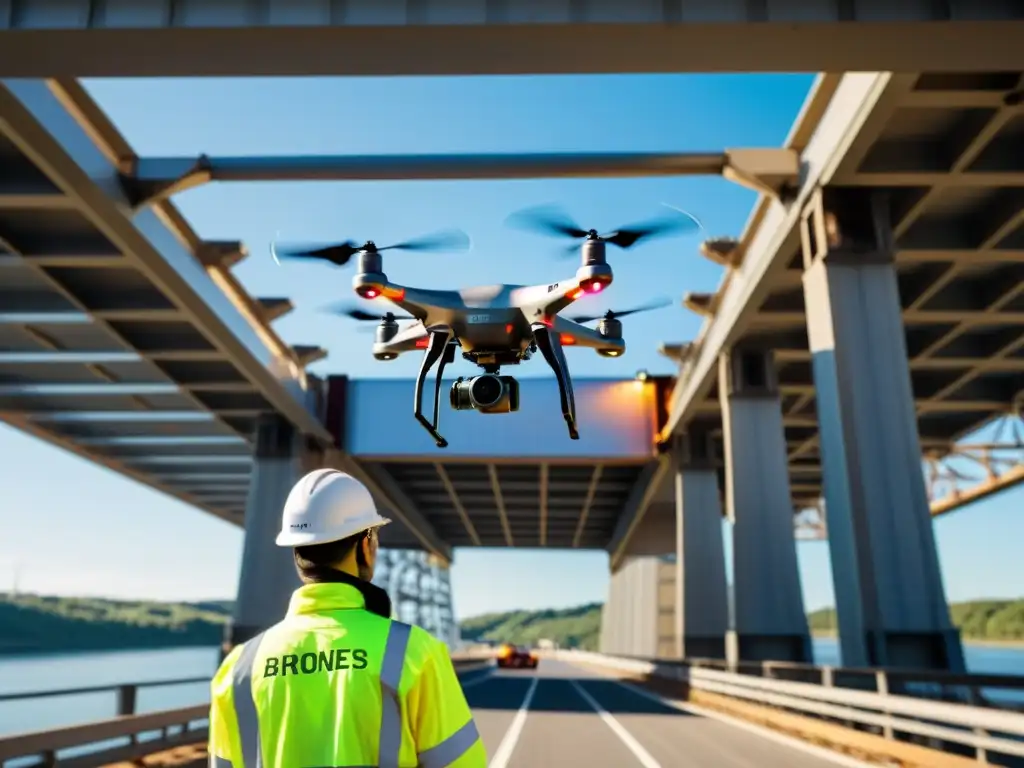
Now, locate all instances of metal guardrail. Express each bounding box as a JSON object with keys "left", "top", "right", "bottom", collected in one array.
[
  {"left": 635, "top": 655, "right": 1024, "bottom": 711},
  {"left": 565, "top": 650, "right": 1024, "bottom": 764},
  {"left": 0, "top": 654, "right": 493, "bottom": 768}
]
